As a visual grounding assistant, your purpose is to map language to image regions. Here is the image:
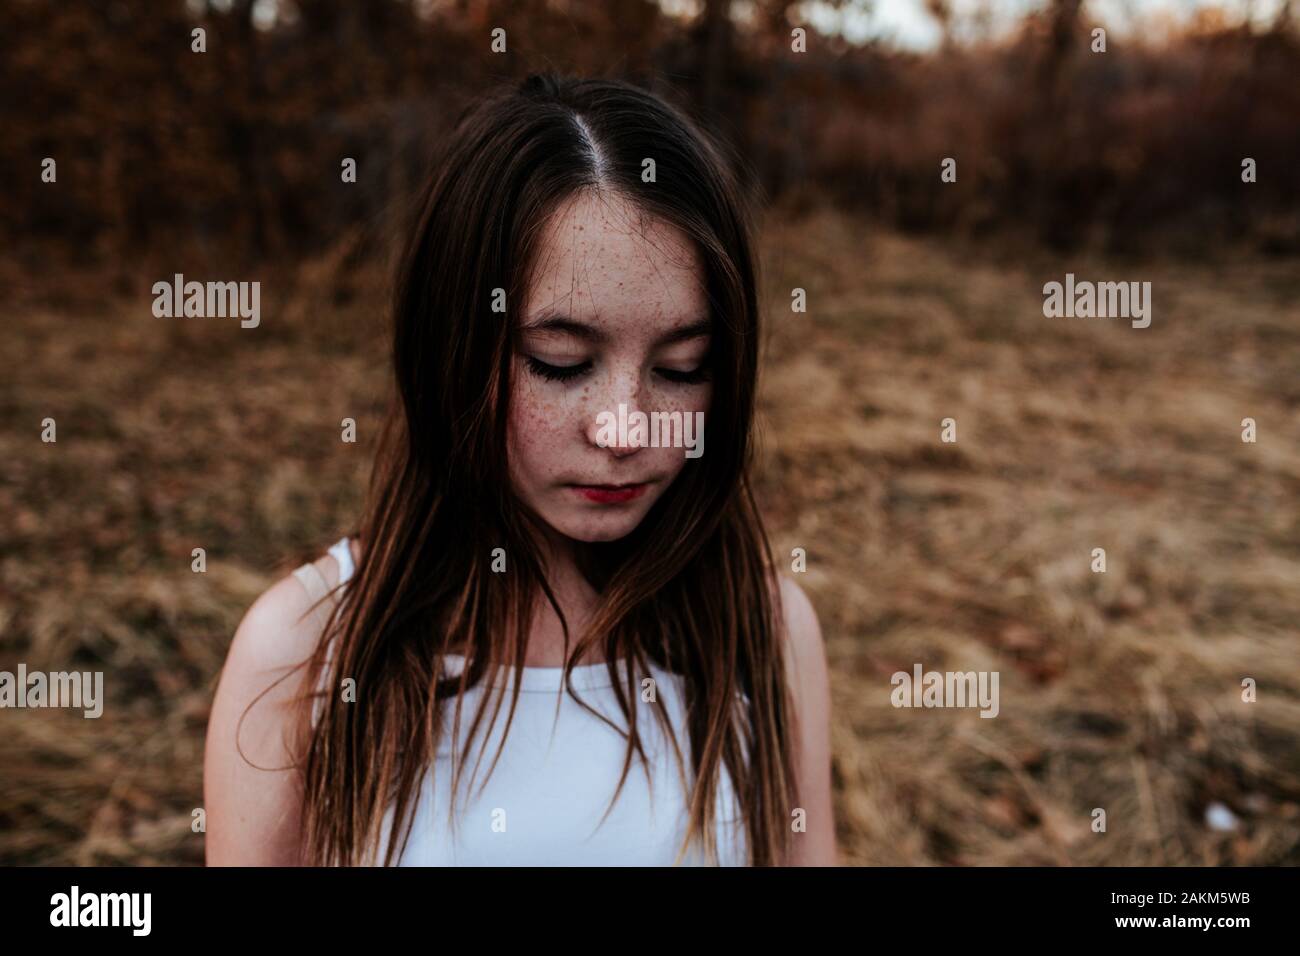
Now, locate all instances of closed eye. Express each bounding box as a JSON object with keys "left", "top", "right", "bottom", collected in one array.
[
  {"left": 524, "top": 355, "right": 709, "bottom": 385},
  {"left": 655, "top": 365, "right": 710, "bottom": 385},
  {"left": 525, "top": 356, "right": 591, "bottom": 382}
]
